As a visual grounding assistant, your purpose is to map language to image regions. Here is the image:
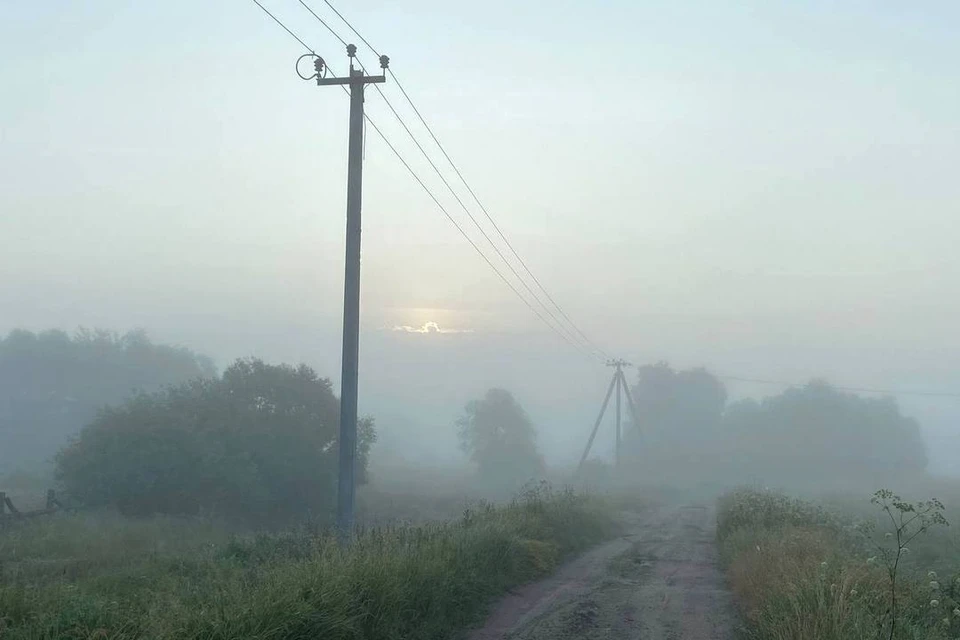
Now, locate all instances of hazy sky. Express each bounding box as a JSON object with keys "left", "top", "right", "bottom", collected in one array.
[{"left": 2, "top": 2, "right": 958, "bottom": 469}]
